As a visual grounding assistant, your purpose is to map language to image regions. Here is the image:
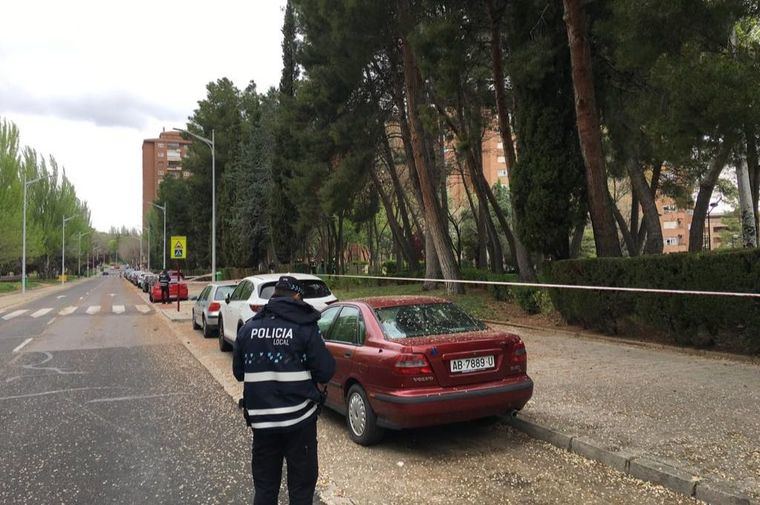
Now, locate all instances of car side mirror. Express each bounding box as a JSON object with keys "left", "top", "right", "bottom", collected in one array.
[
  {"left": 190, "top": 296, "right": 198, "bottom": 301},
  {"left": 225, "top": 294, "right": 231, "bottom": 304}
]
